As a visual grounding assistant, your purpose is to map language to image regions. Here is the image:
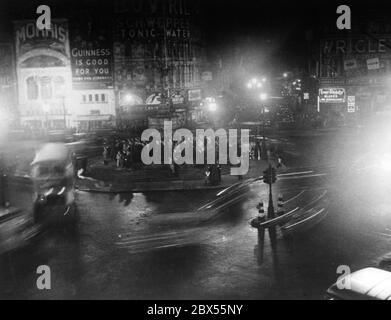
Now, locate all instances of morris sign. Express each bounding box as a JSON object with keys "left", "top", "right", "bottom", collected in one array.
[{"left": 319, "top": 88, "right": 346, "bottom": 103}]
